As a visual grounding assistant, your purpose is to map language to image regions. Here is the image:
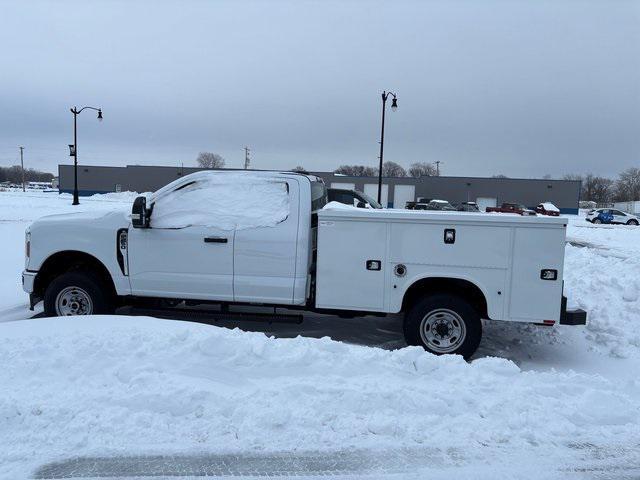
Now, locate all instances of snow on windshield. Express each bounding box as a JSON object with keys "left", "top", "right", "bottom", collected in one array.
[{"left": 151, "top": 174, "right": 289, "bottom": 230}]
